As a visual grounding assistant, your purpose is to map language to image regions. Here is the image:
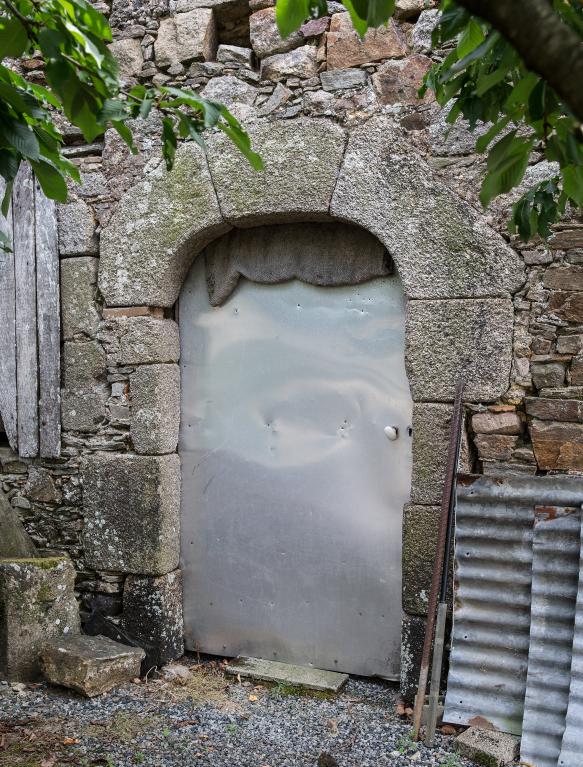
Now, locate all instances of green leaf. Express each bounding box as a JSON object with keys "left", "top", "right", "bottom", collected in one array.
[
  {"left": 0, "top": 149, "right": 19, "bottom": 182},
  {"left": 275, "top": 0, "right": 310, "bottom": 37},
  {"left": 504, "top": 72, "right": 539, "bottom": 110},
  {"left": 528, "top": 80, "right": 546, "bottom": 122},
  {"left": 475, "top": 117, "right": 510, "bottom": 153},
  {"left": 0, "top": 117, "right": 40, "bottom": 160},
  {"left": 0, "top": 81, "right": 37, "bottom": 116},
  {"left": 563, "top": 165, "right": 583, "bottom": 207},
  {"left": 0, "top": 17, "right": 28, "bottom": 59},
  {"left": 434, "top": 4, "right": 470, "bottom": 46},
  {"left": 161, "top": 118, "right": 177, "bottom": 171},
  {"left": 139, "top": 96, "right": 154, "bottom": 119},
  {"left": 480, "top": 131, "right": 533, "bottom": 207},
  {"left": 99, "top": 99, "right": 129, "bottom": 122},
  {"left": 47, "top": 60, "right": 106, "bottom": 142},
  {"left": 486, "top": 130, "right": 519, "bottom": 170},
  {"left": 1, "top": 179, "right": 12, "bottom": 217},
  {"left": 14, "top": 76, "right": 60, "bottom": 109},
  {"left": 456, "top": 18, "right": 484, "bottom": 59},
  {"left": 112, "top": 121, "right": 137, "bottom": 154},
  {"left": 38, "top": 27, "right": 68, "bottom": 59},
  {"left": 129, "top": 84, "right": 147, "bottom": 100},
  {"left": 217, "top": 120, "right": 264, "bottom": 171},
  {"left": 68, "top": 0, "right": 112, "bottom": 41},
  {"left": 30, "top": 159, "right": 68, "bottom": 202},
  {"left": 342, "top": 0, "right": 368, "bottom": 36},
  {"left": 510, "top": 177, "right": 563, "bottom": 241},
  {"left": 510, "top": 195, "right": 533, "bottom": 240},
  {"left": 0, "top": 229, "right": 12, "bottom": 252},
  {"left": 70, "top": 91, "right": 103, "bottom": 141},
  {"left": 158, "top": 87, "right": 222, "bottom": 127},
  {"left": 481, "top": 148, "right": 531, "bottom": 207},
  {"left": 178, "top": 114, "right": 206, "bottom": 149},
  {"left": 555, "top": 0, "right": 583, "bottom": 37},
  {"left": 475, "top": 43, "right": 516, "bottom": 97},
  {"left": 351, "top": 0, "right": 395, "bottom": 28}
]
